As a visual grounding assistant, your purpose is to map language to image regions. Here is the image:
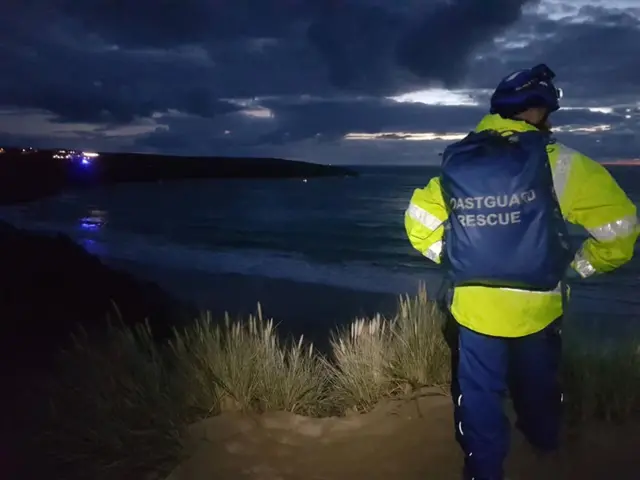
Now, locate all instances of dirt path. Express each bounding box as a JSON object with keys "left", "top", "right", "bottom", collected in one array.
[{"left": 167, "top": 392, "right": 640, "bottom": 480}]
